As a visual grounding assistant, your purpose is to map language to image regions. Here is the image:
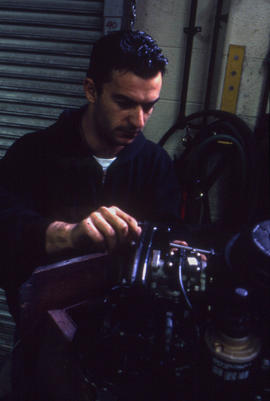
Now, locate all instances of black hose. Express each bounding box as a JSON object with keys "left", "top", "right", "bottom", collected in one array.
[
  {"left": 185, "top": 133, "right": 247, "bottom": 193},
  {"left": 158, "top": 109, "right": 253, "bottom": 148}
]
